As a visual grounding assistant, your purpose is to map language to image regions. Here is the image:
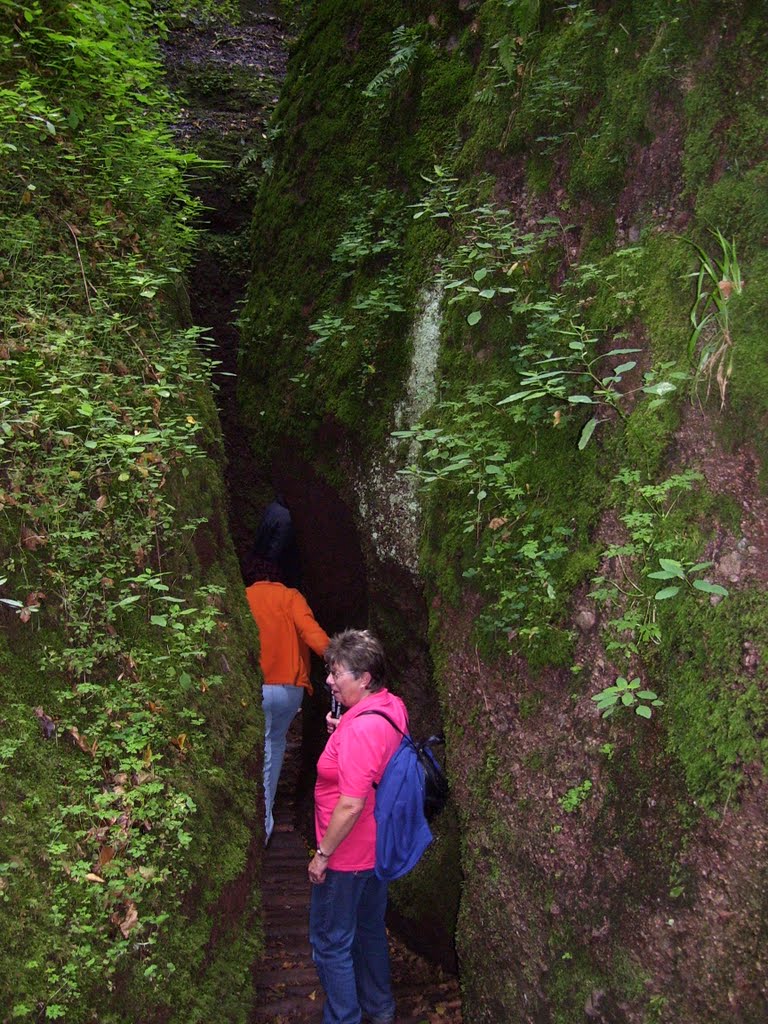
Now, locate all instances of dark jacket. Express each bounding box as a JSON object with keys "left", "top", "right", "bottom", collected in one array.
[{"left": 250, "top": 498, "right": 301, "bottom": 588}]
